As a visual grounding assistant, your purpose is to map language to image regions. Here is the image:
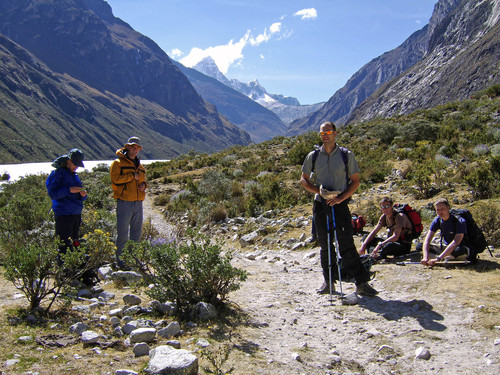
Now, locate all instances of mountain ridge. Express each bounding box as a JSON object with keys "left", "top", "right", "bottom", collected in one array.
[
  {"left": 0, "top": 0, "right": 251, "bottom": 162},
  {"left": 192, "top": 56, "right": 324, "bottom": 125}
]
